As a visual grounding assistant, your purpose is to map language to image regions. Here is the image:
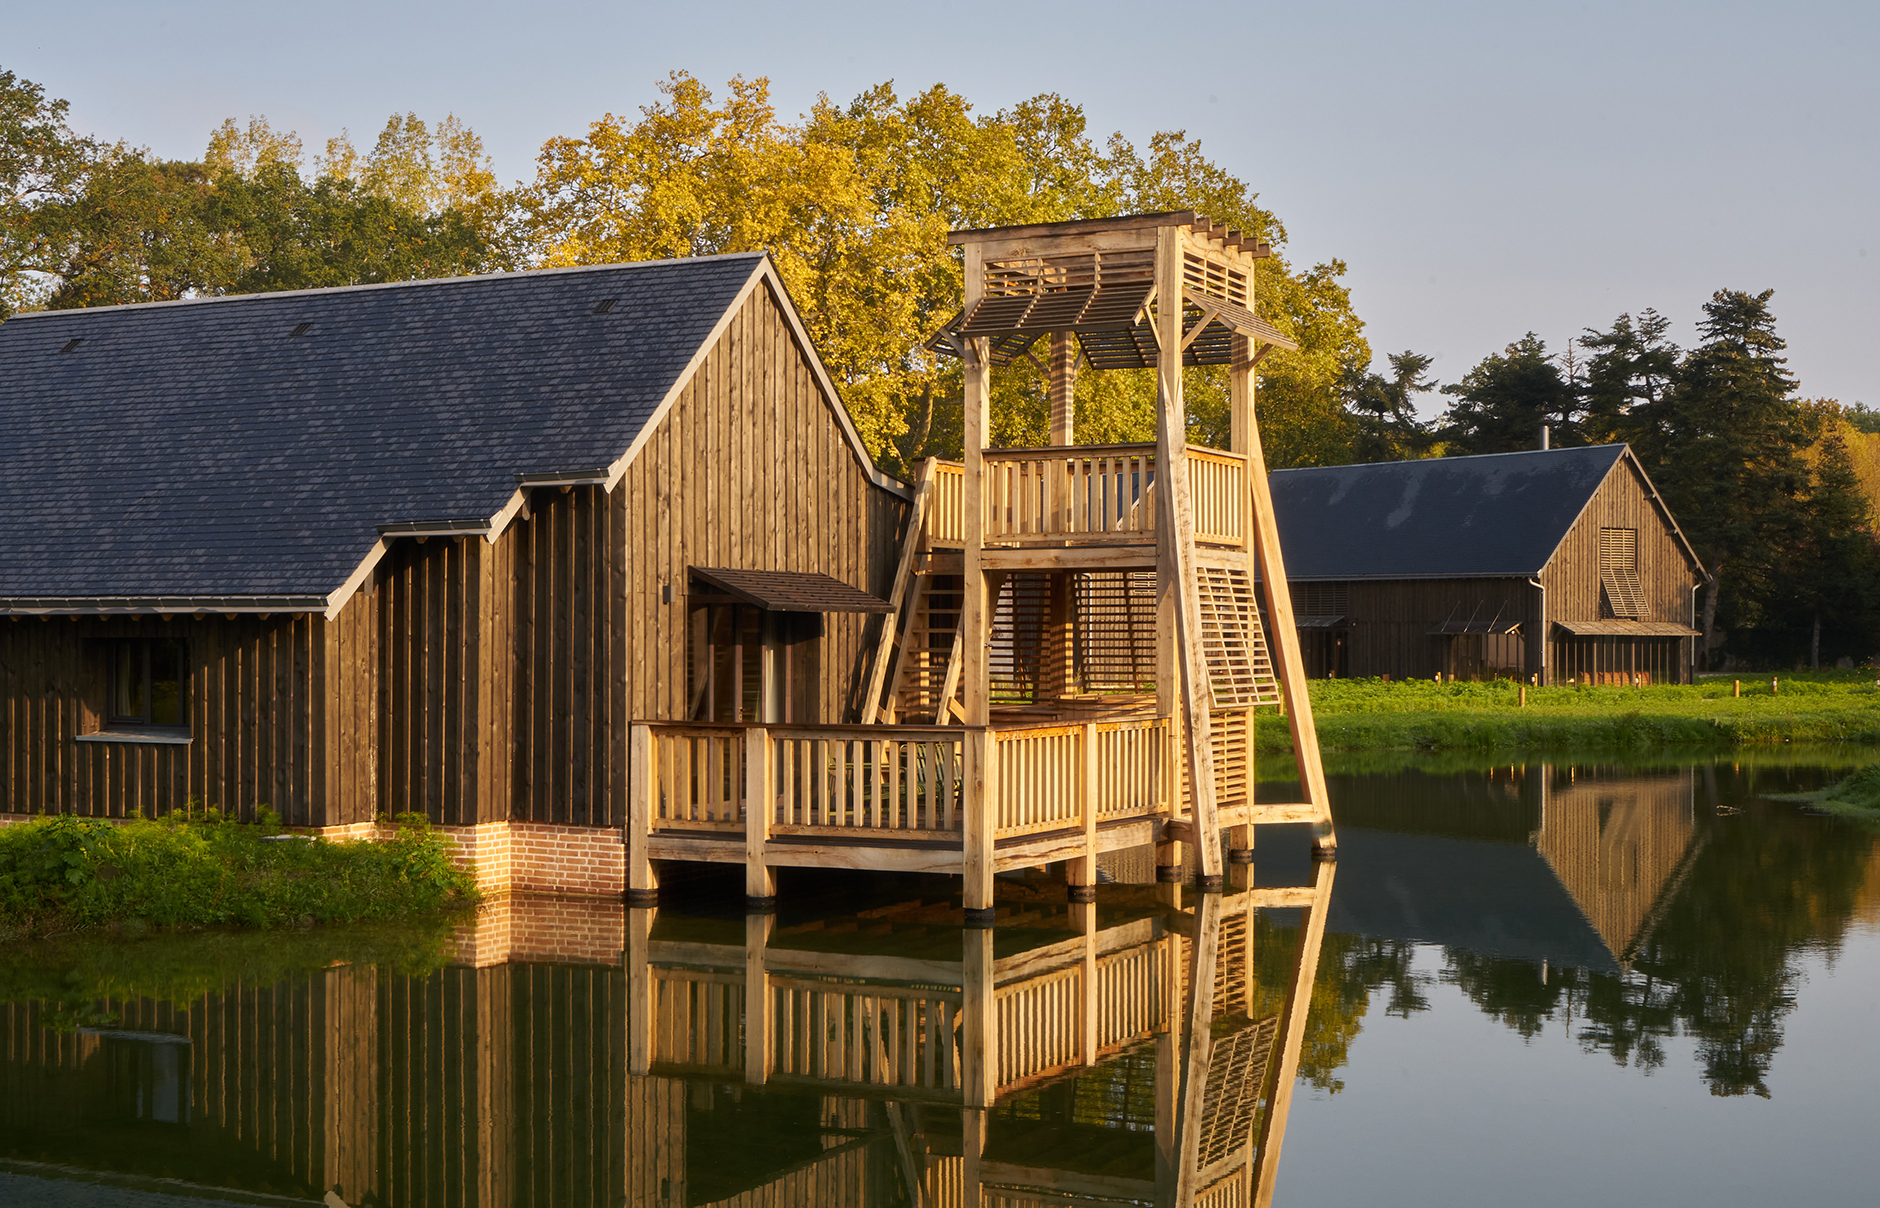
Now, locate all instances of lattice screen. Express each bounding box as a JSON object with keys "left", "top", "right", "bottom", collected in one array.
[
  {"left": 1074, "top": 571, "right": 1159, "bottom": 693},
  {"left": 1196, "top": 566, "right": 1282, "bottom": 708},
  {"left": 1599, "top": 527, "right": 1647, "bottom": 619},
  {"left": 1196, "top": 1014, "right": 1280, "bottom": 1168}
]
